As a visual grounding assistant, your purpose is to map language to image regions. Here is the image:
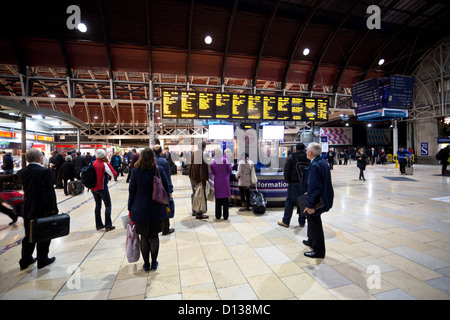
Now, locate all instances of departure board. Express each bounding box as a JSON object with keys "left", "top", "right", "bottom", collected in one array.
[
  {"left": 162, "top": 91, "right": 181, "bottom": 118},
  {"left": 180, "top": 91, "right": 197, "bottom": 118},
  {"left": 198, "top": 92, "right": 215, "bottom": 119},
  {"left": 316, "top": 98, "right": 328, "bottom": 121},
  {"left": 247, "top": 95, "right": 263, "bottom": 120},
  {"left": 162, "top": 90, "right": 329, "bottom": 122},
  {"left": 277, "top": 96, "right": 290, "bottom": 120},
  {"left": 291, "top": 97, "right": 305, "bottom": 121},
  {"left": 215, "top": 93, "right": 232, "bottom": 119},
  {"left": 304, "top": 98, "right": 317, "bottom": 121},
  {"left": 232, "top": 94, "right": 247, "bottom": 119},
  {"left": 263, "top": 96, "right": 277, "bottom": 120}
]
